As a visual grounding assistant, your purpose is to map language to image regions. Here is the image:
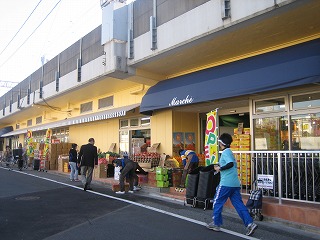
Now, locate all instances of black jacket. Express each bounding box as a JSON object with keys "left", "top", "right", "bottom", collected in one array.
[
  {"left": 78, "top": 143, "right": 98, "bottom": 167},
  {"left": 69, "top": 148, "right": 78, "bottom": 163}
]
